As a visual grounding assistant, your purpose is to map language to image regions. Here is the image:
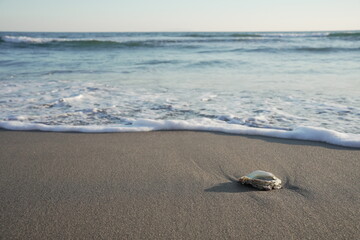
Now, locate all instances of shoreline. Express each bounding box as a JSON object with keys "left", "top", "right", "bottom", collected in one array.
[
  {"left": 1, "top": 120, "right": 360, "bottom": 148},
  {"left": 1, "top": 130, "right": 359, "bottom": 239}
]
